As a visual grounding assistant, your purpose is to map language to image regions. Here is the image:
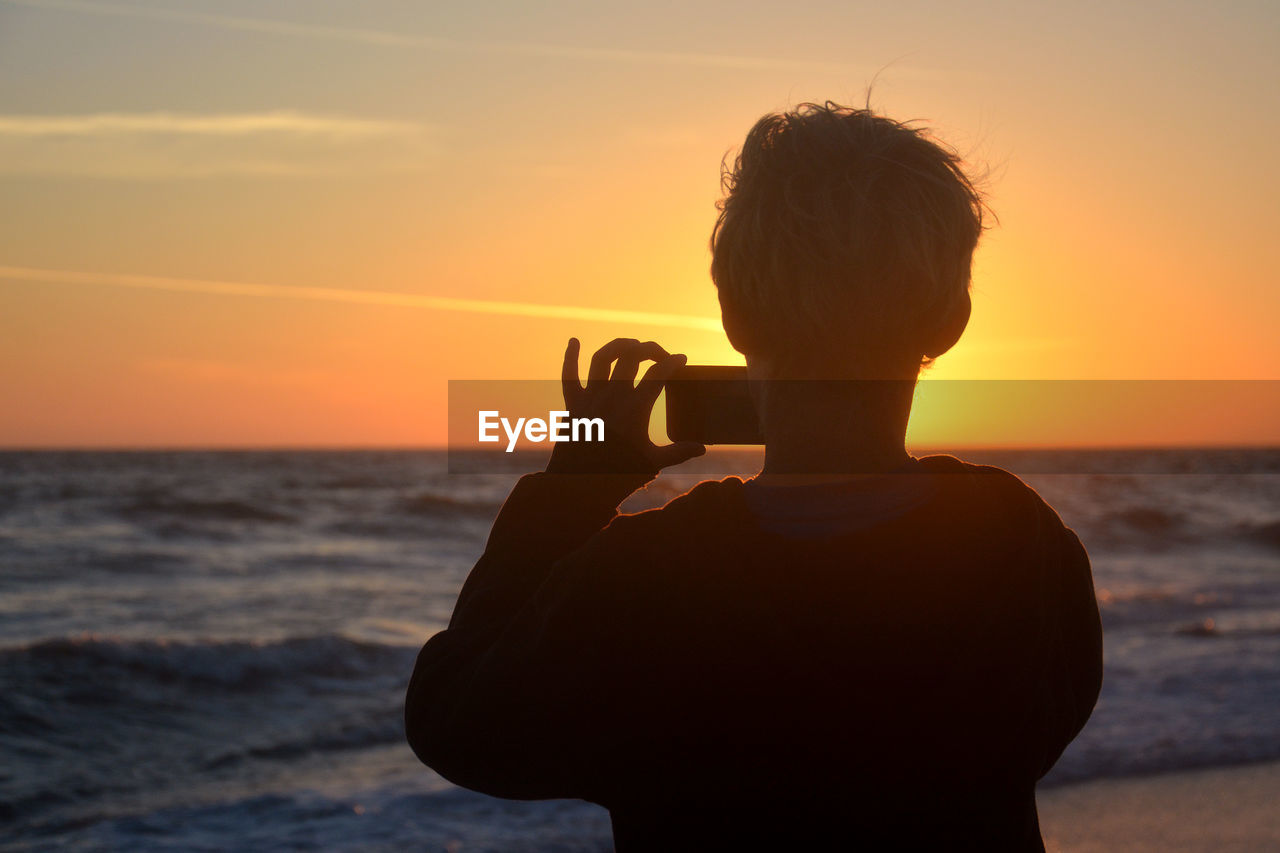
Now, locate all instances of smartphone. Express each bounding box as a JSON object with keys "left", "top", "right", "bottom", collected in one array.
[{"left": 664, "top": 365, "right": 764, "bottom": 445}]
